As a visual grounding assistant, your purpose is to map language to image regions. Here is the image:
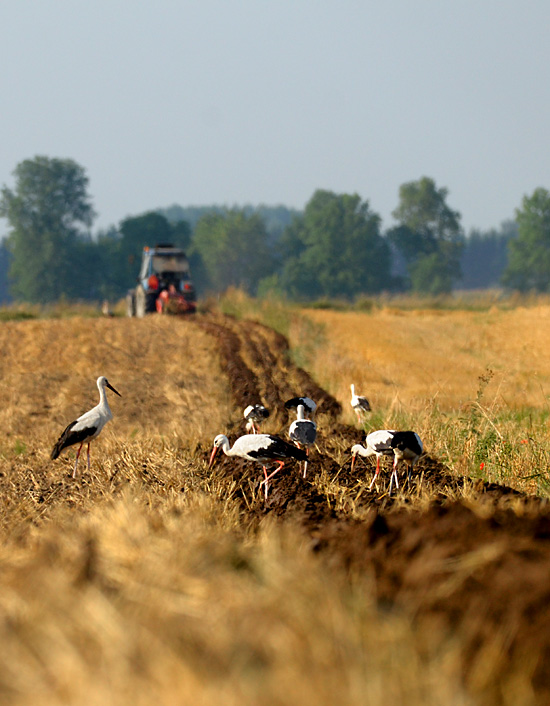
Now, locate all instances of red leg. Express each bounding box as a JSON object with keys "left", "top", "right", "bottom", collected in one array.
[{"left": 72, "top": 442, "right": 84, "bottom": 478}]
